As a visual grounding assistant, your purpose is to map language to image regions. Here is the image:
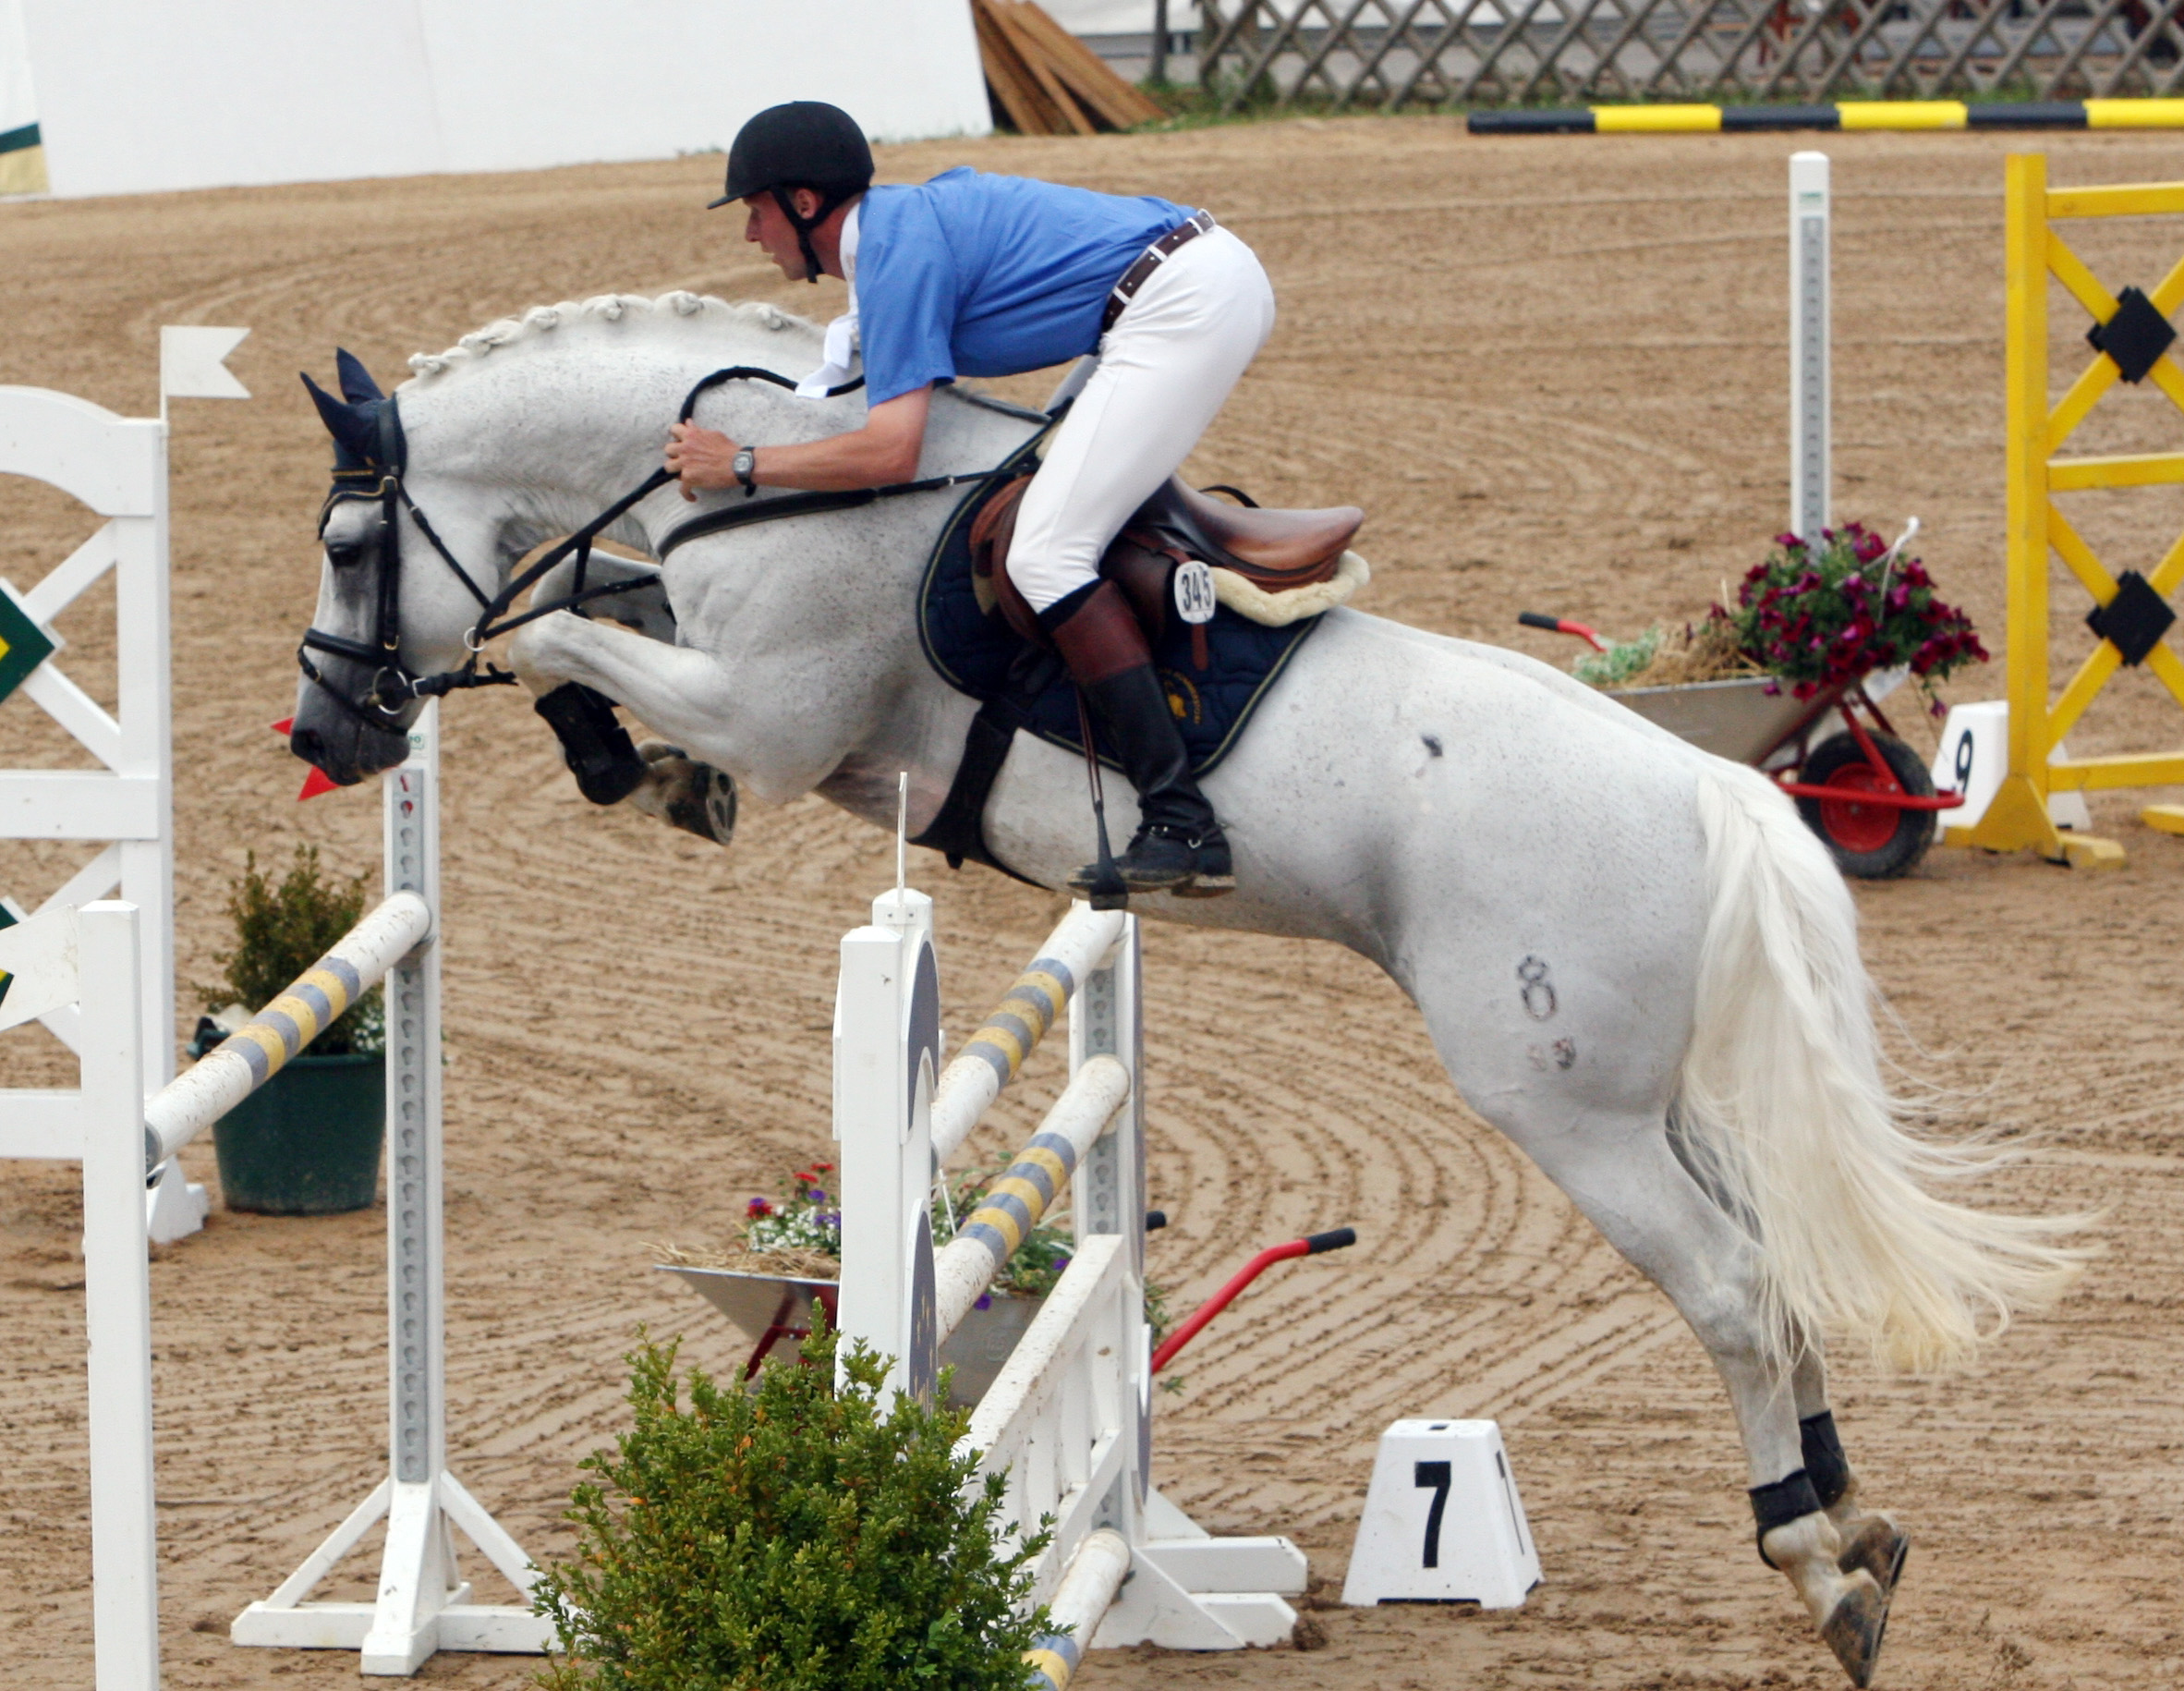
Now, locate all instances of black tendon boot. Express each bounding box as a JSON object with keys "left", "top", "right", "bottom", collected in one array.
[{"left": 1040, "top": 581, "right": 1233, "bottom": 896}]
